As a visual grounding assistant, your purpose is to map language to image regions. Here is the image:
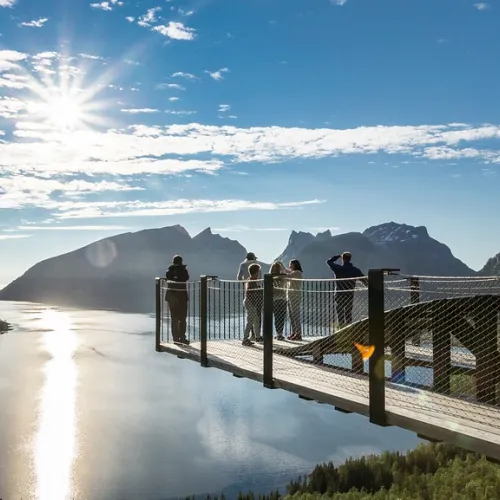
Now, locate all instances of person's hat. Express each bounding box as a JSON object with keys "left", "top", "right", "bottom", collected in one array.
[
  {"left": 246, "top": 252, "right": 257, "bottom": 261},
  {"left": 173, "top": 255, "right": 183, "bottom": 265}
]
